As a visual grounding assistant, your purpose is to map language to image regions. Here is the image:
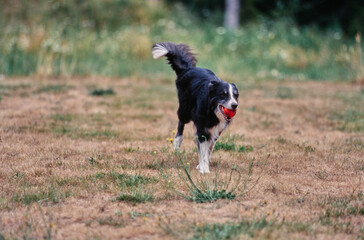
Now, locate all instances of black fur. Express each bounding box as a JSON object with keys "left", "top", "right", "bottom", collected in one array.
[
  {"left": 152, "top": 42, "right": 239, "bottom": 143},
  {"left": 152, "top": 42, "right": 197, "bottom": 75}
]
